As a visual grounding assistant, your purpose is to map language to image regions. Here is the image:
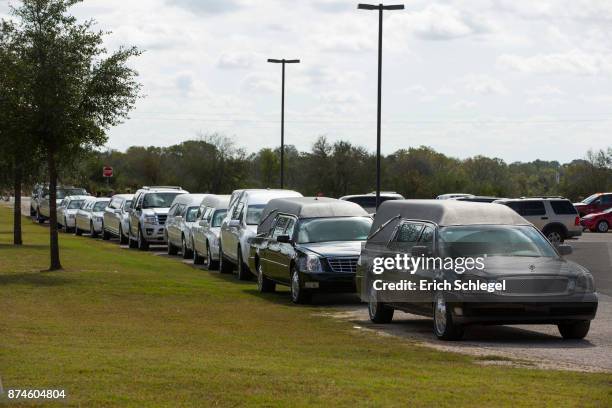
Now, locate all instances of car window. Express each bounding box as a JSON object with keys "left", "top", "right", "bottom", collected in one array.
[
  {"left": 123, "top": 200, "right": 132, "bottom": 210},
  {"left": 297, "top": 217, "right": 372, "bottom": 244},
  {"left": 285, "top": 217, "right": 296, "bottom": 238},
  {"left": 246, "top": 205, "right": 266, "bottom": 225},
  {"left": 602, "top": 195, "right": 612, "bottom": 204},
  {"left": 68, "top": 200, "right": 83, "bottom": 209},
  {"left": 211, "top": 210, "right": 227, "bottom": 227},
  {"left": 143, "top": 193, "right": 181, "bottom": 209},
  {"left": 521, "top": 201, "right": 546, "bottom": 216},
  {"left": 186, "top": 207, "right": 199, "bottom": 222},
  {"left": 93, "top": 201, "right": 109, "bottom": 212},
  {"left": 389, "top": 222, "right": 423, "bottom": 252},
  {"left": 232, "top": 202, "right": 244, "bottom": 220},
  {"left": 550, "top": 200, "right": 577, "bottom": 215},
  {"left": 272, "top": 216, "right": 289, "bottom": 239}
]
